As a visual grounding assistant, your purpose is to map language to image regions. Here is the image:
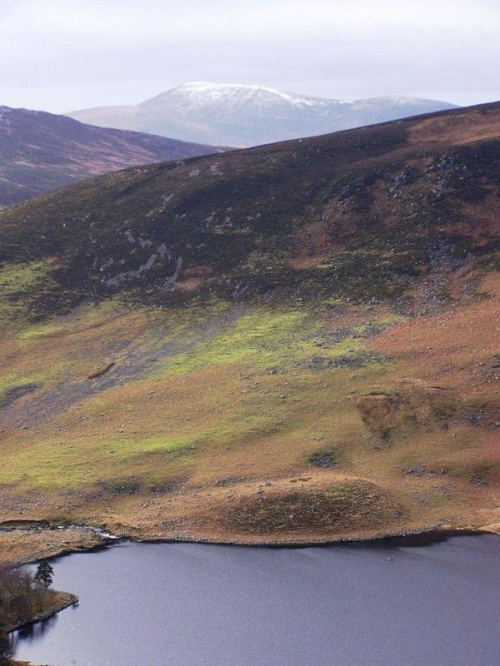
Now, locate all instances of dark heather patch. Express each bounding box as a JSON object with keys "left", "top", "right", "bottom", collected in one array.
[
  {"left": 0, "top": 383, "right": 40, "bottom": 409},
  {"left": 309, "top": 451, "right": 337, "bottom": 468}
]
